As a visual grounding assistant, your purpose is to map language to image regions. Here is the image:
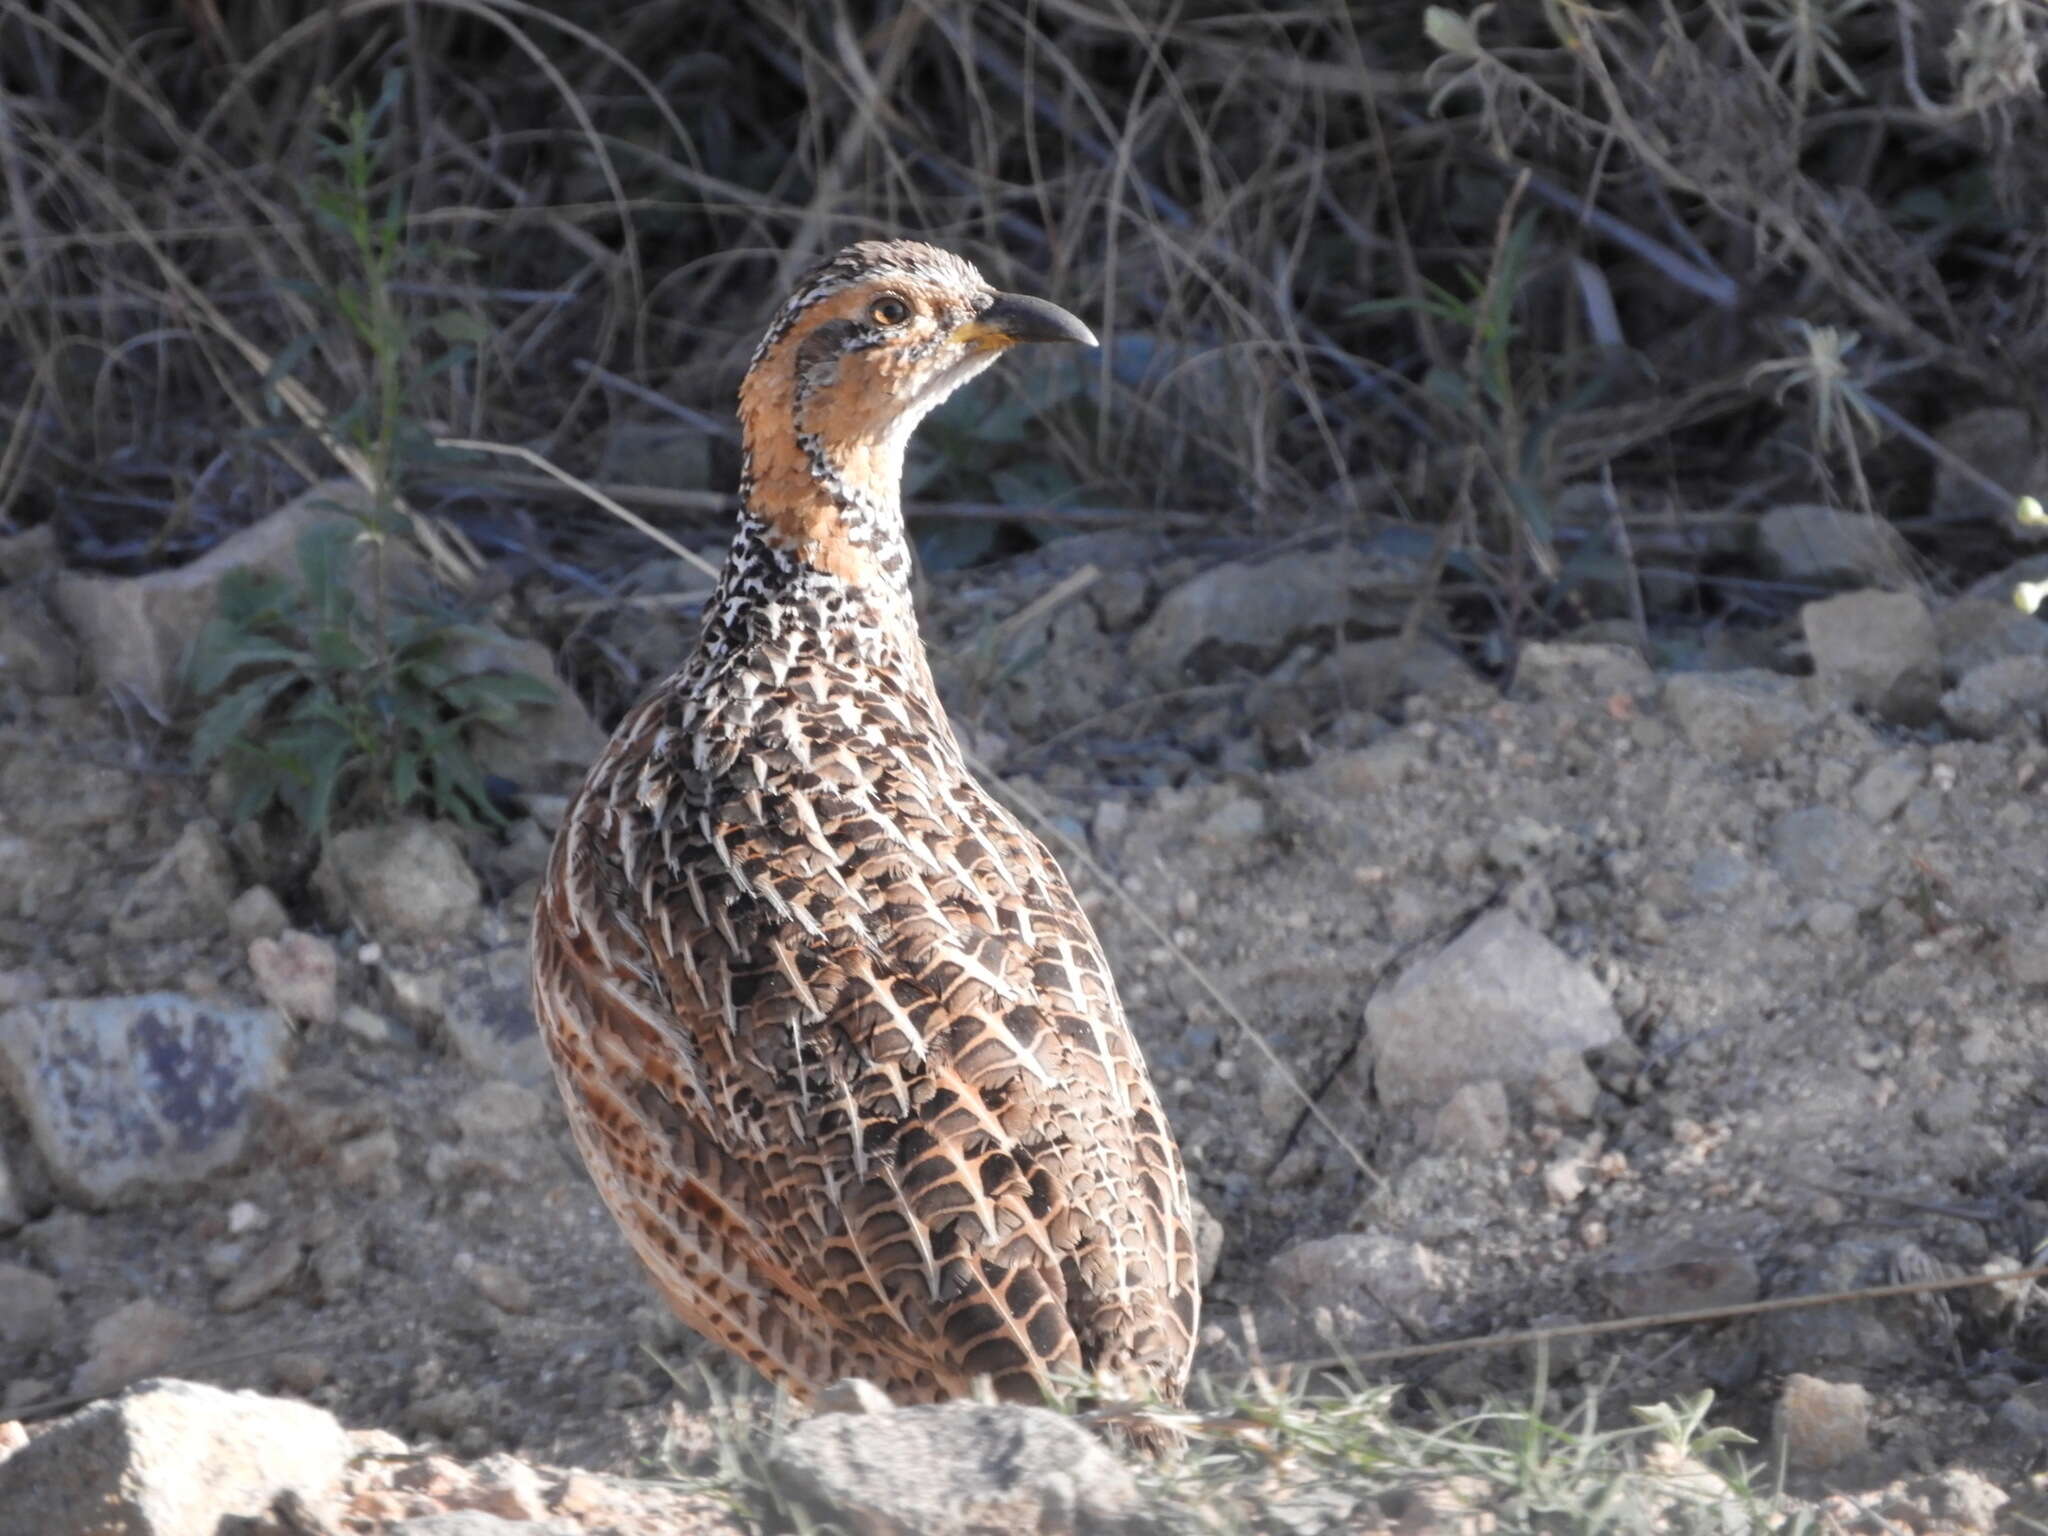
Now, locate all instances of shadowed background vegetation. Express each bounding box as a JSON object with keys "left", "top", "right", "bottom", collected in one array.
[{"left": 4, "top": 0, "right": 2047, "bottom": 700}]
